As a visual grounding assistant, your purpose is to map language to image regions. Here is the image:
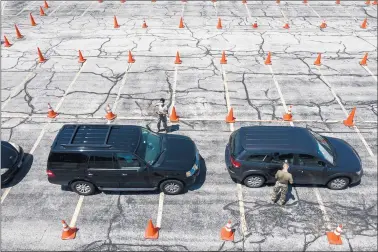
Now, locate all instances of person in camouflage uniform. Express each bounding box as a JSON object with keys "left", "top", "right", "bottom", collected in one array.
[{"left": 271, "top": 160, "right": 293, "bottom": 205}]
